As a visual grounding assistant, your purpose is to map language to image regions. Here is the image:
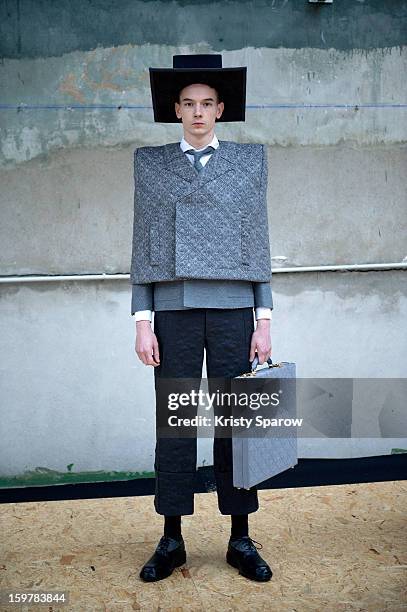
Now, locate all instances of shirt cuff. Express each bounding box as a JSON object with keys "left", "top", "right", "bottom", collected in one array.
[
  {"left": 134, "top": 308, "right": 270, "bottom": 321},
  {"left": 255, "top": 307, "right": 272, "bottom": 320},
  {"left": 134, "top": 310, "right": 152, "bottom": 322}
]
